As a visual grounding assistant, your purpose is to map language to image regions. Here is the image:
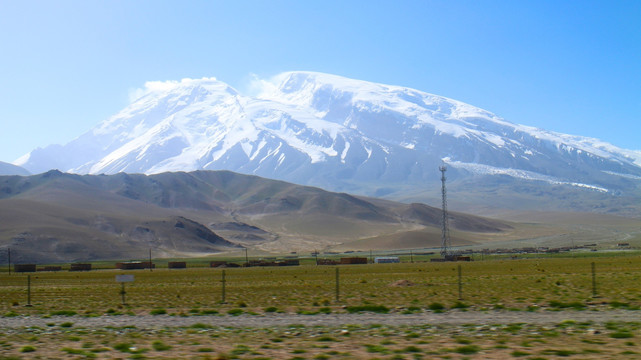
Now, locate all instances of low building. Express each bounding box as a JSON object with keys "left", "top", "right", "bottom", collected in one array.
[{"left": 374, "top": 256, "right": 400, "bottom": 264}]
